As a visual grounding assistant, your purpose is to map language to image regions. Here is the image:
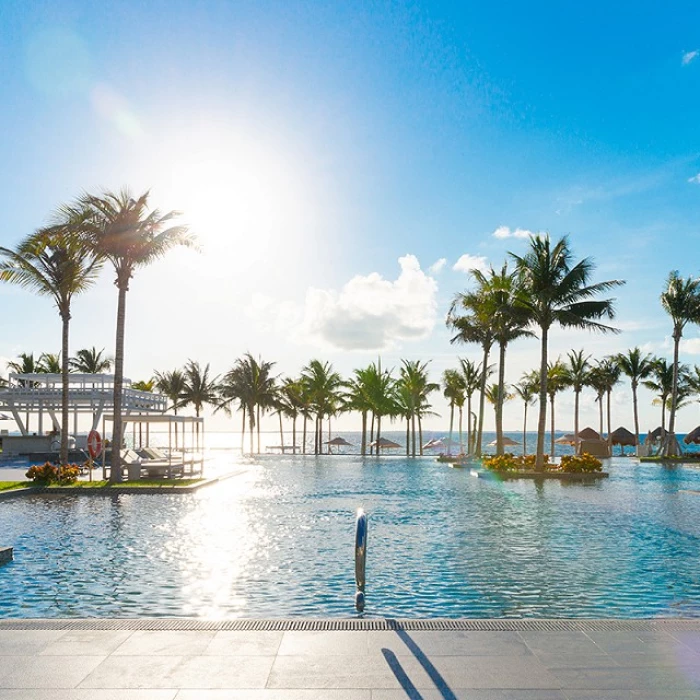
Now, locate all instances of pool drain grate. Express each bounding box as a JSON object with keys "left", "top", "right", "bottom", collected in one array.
[{"left": 1, "top": 618, "right": 700, "bottom": 631}]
